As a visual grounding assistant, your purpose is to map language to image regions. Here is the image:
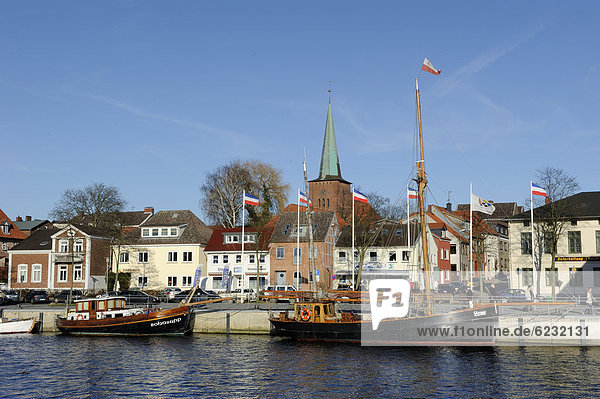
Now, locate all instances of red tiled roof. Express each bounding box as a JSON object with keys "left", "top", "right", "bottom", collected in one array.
[
  {"left": 204, "top": 226, "right": 273, "bottom": 252},
  {"left": 0, "top": 208, "right": 26, "bottom": 240}
]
